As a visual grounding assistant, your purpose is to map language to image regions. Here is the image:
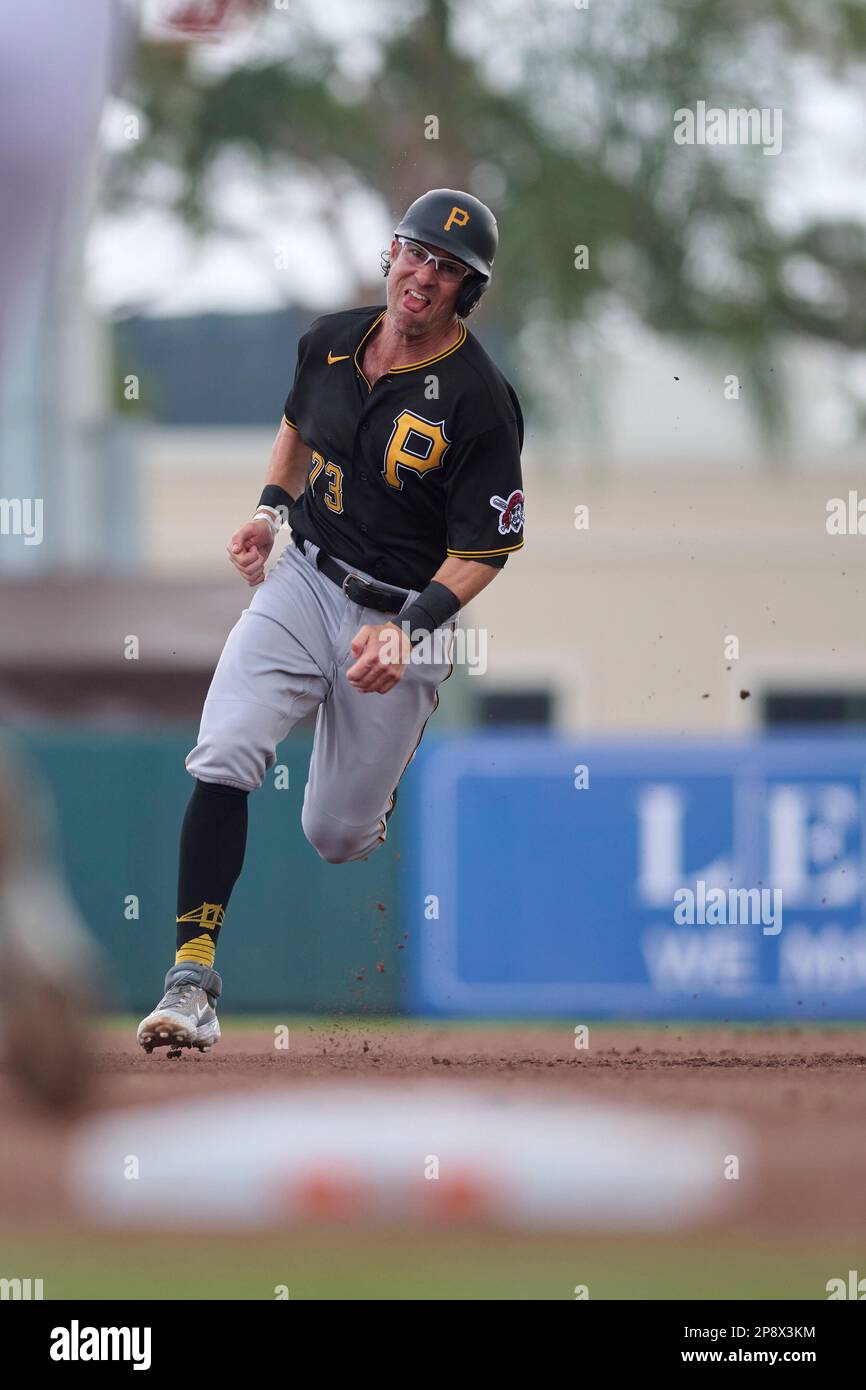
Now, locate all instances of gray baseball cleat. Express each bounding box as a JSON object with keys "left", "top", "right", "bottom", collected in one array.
[{"left": 137, "top": 963, "right": 222, "bottom": 1056}]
